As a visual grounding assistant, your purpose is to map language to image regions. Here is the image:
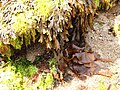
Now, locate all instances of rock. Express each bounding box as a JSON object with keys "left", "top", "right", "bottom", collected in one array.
[{"left": 26, "top": 43, "right": 46, "bottom": 63}]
